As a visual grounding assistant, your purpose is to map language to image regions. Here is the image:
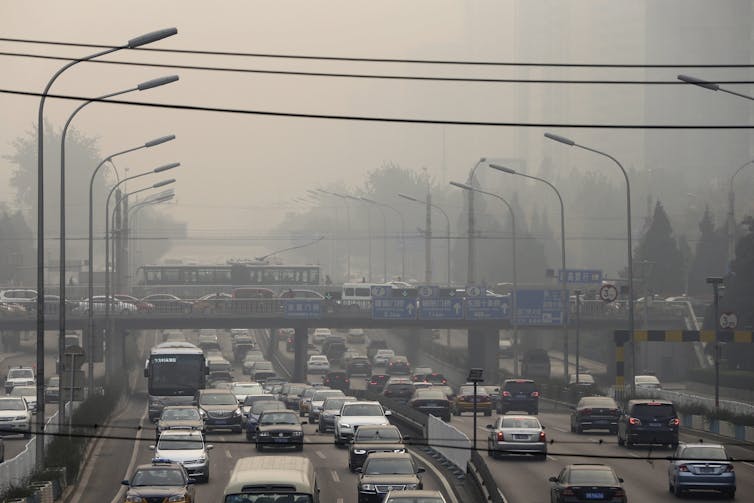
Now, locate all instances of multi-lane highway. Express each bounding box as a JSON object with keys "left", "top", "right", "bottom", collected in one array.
[{"left": 73, "top": 328, "right": 452, "bottom": 503}]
